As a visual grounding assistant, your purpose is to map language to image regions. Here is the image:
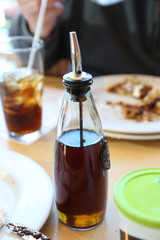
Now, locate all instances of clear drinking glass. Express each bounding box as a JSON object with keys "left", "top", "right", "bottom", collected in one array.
[{"left": 0, "top": 36, "right": 44, "bottom": 143}]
